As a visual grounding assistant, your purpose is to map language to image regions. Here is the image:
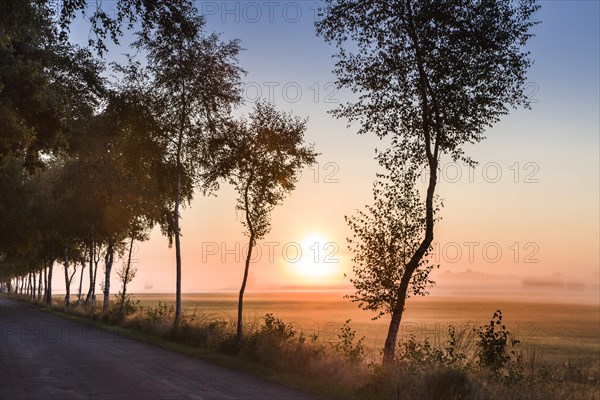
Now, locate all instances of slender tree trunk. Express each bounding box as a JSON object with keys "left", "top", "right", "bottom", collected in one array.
[
  {"left": 86, "top": 241, "right": 94, "bottom": 304},
  {"left": 237, "top": 174, "right": 255, "bottom": 343},
  {"left": 174, "top": 169, "right": 182, "bottom": 326},
  {"left": 174, "top": 79, "right": 186, "bottom": 328},
  {"left": 92, "top": 243, "right": 100, "bottom": 303},
  {"left": 102, "top": 241, "right": 114, "bottom": 315},
  {"left": 31, "top": 268, "right": 38, "bottom": 300},
  {"left": 43, "top": 264, "right": 47, "bottom": 300},
  {"left": 120, "top": 234, "right": 135, "bottom": 313},
  {"left": 31, "top": 268, "right": 36, "bottom": 299},
  {"left": 27, "top": 271, "right": 32, "bottom": 298},
  {"left": 237, "top": 235, "right": 255, "bottom": 343},
  {"left": 77, "top": 258, "right": 85, "bottom": 304},
  {"left": 63, "top": 241, "right": 70, "bottom": 306},
  {"left": 381, "top": 3, "right": 440, "bottom": 365},
  {"left": 45, "top": 260, "right": 53, "bottom": 305},
  {"left": 382, "top": 159, "right": 438, "bottom": 365},
  {"left": 37, "top": 269, "right": 43, "bottom": 302}
]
